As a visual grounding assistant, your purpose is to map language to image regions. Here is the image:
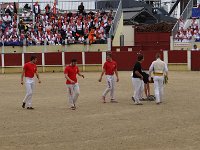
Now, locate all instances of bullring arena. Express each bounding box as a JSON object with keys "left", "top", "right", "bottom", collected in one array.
[{"left": 1, "top": 0, "right": 200, "bottom": 150}]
